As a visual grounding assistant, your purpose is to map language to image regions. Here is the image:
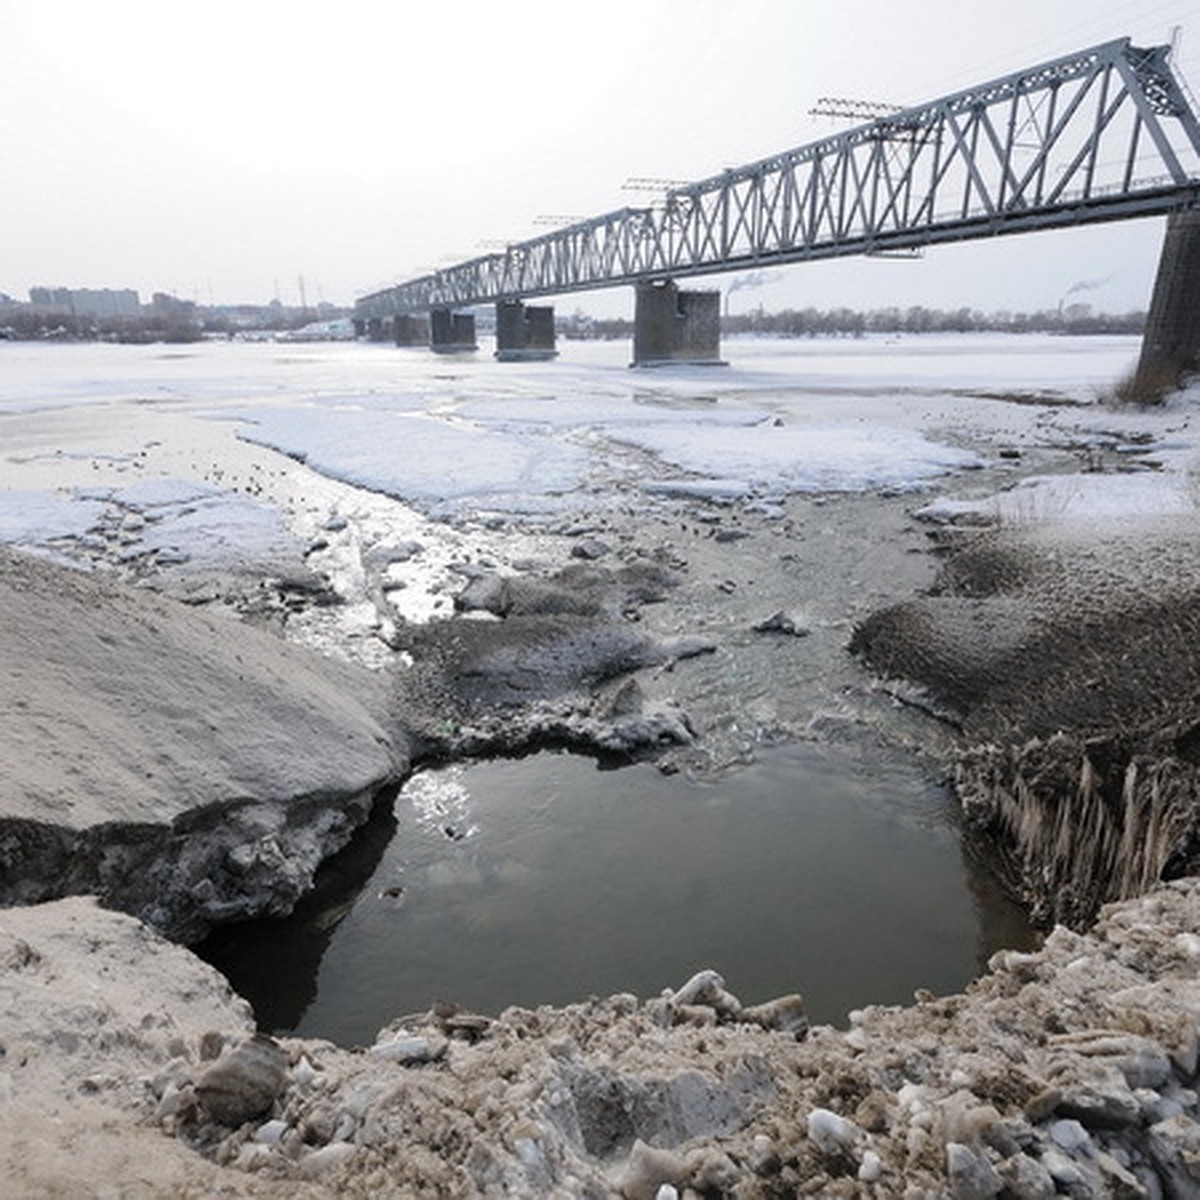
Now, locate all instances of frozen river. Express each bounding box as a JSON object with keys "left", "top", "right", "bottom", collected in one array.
[{"left": 6, "top": 330, "right": 1187, "bottom": 1038}]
